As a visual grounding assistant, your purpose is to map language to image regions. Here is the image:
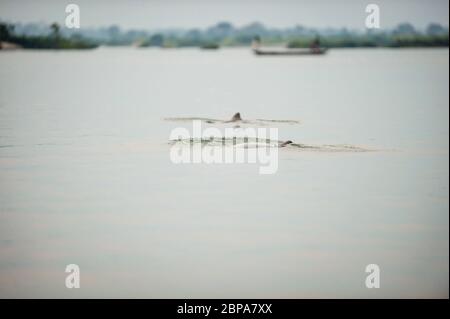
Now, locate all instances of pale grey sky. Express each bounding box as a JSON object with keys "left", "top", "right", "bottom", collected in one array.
[{"left": 0, "top": 0, "right": 448, "bottom": 30}]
